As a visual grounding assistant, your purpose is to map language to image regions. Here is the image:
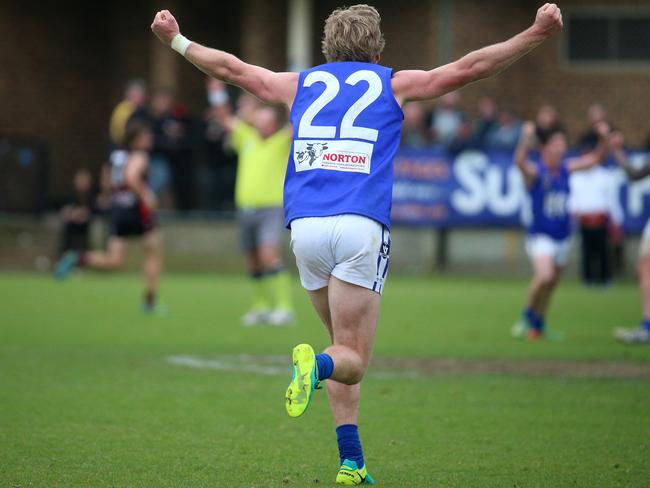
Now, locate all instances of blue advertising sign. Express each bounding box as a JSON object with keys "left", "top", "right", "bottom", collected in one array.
[{"left": 391, "top": 148, "right": 650, "bottom": 234}]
